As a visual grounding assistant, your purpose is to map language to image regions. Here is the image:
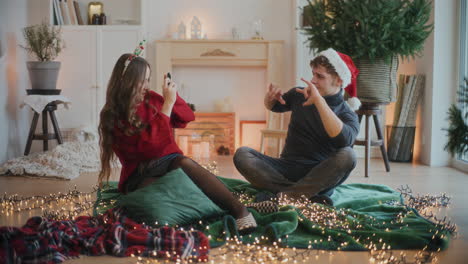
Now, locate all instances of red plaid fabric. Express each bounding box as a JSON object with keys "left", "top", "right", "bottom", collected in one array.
[{"left": 0, "top": 208, "right": 209, "bottom": 263}]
